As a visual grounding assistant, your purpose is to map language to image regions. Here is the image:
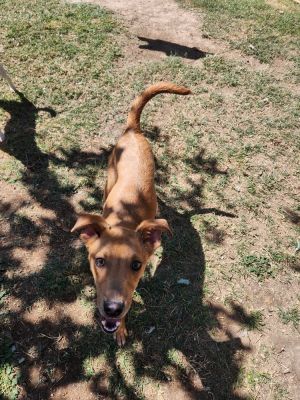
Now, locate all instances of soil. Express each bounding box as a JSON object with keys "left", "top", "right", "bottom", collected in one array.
[
  {"left": 69, "top": 0, "right": 296, "bottom": 81},
  {"left": 69, "top": 0, "right": 221, "bottom": 60}
]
